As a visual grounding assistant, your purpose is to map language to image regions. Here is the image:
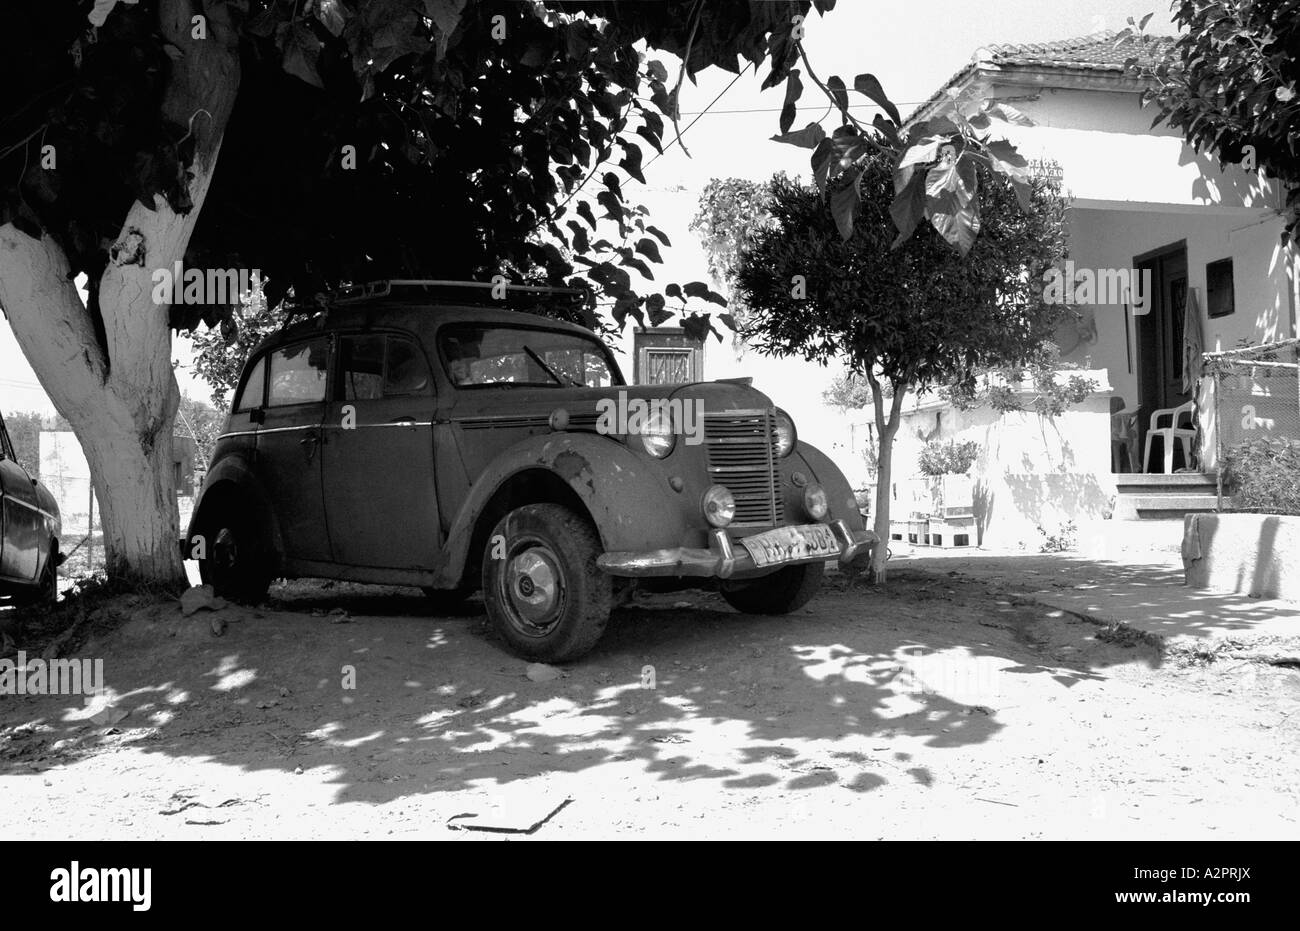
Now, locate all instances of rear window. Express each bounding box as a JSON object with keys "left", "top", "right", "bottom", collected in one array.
[{"left": 440, "top": 325, "right": 619, "bottom": 388}]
